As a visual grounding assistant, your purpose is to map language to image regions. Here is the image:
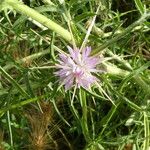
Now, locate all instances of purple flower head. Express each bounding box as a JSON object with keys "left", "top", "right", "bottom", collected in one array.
[{"left": 55, "top": 46, "right": 102, "bottom": 91}]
